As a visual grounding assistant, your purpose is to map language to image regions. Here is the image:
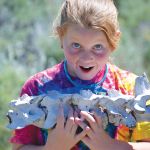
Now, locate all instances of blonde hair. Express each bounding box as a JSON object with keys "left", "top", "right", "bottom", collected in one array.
[{"left": 54, "top": 0, "right": 120, "bottom": 50}]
